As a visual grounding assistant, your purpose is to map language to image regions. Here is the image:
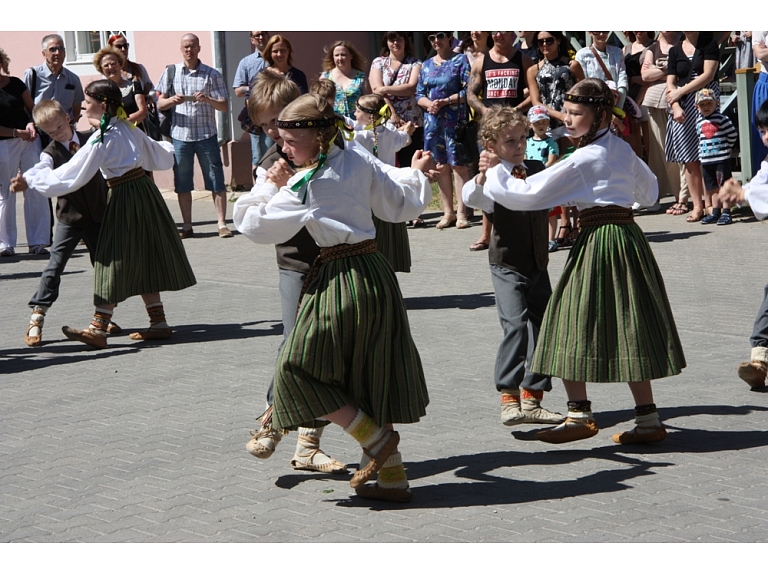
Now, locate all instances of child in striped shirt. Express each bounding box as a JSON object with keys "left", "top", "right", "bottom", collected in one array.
[{"left": 696, "top": 88, "right": 738, "bottom": 225}]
